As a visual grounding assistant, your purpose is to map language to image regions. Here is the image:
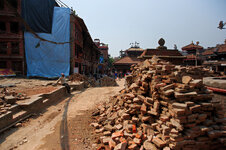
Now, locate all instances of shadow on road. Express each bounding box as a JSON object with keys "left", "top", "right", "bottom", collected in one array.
[{"left": 60, "top": 90, "right": 84, "bottom": 150}]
